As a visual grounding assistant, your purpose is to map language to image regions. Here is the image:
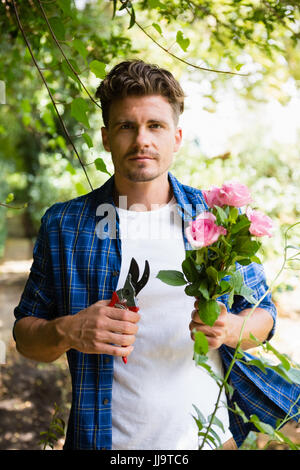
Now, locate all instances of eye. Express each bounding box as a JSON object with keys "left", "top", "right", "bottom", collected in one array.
[
  {"left": 149, "top": 123, "right": 162, "bottom": 129},
  {"left": 120, "top": 123, "right": 133, "bottom": 129}
]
